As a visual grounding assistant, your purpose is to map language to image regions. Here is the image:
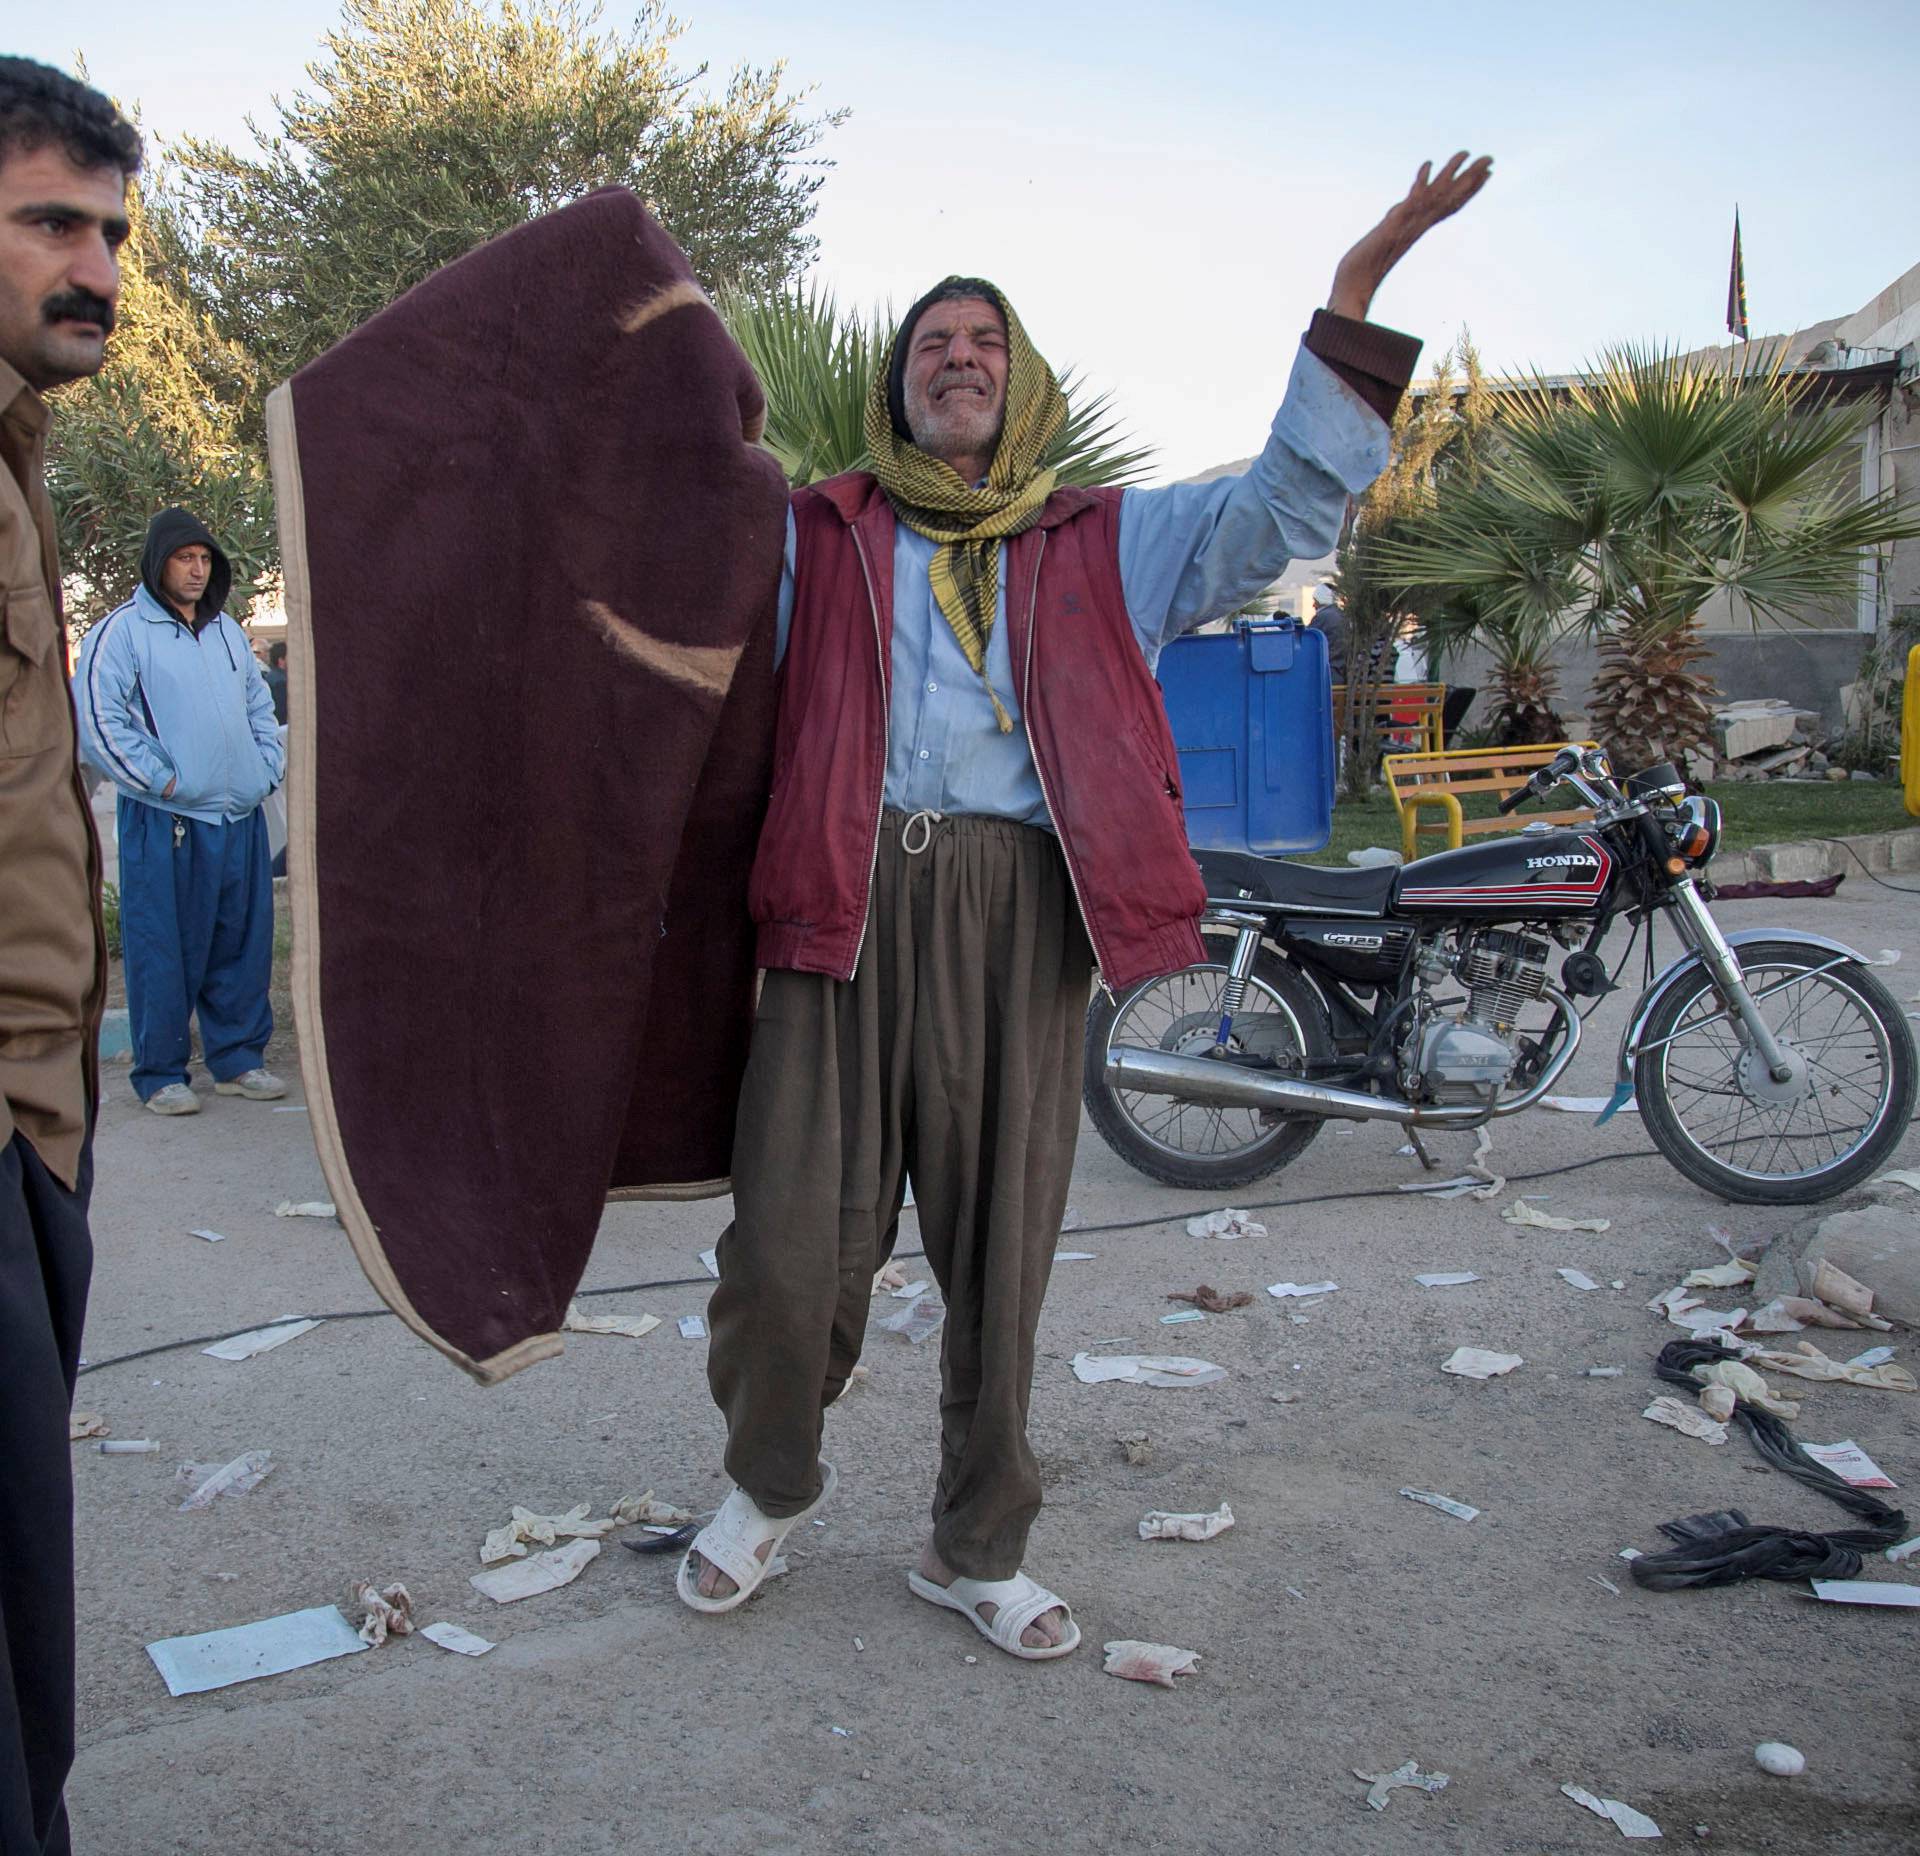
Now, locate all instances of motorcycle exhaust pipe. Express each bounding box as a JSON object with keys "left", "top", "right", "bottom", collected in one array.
[{"left": 1104, "top": 988, "right": 1582, "bottom": 1127}]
